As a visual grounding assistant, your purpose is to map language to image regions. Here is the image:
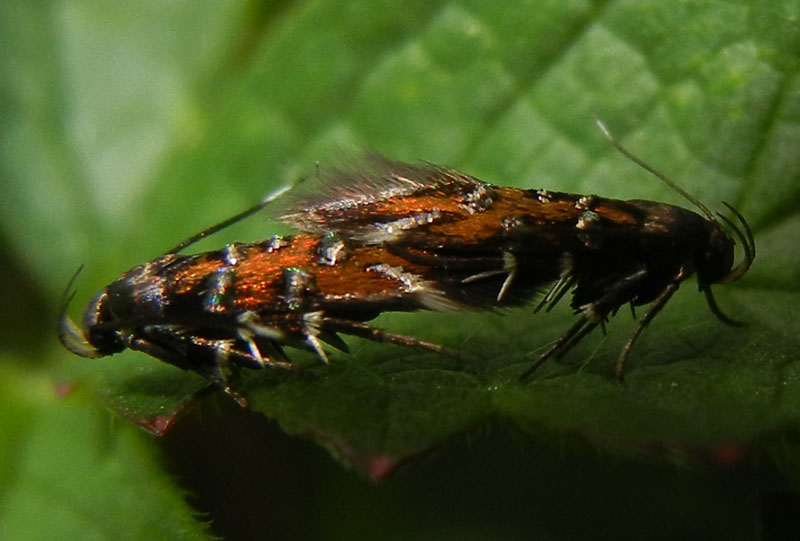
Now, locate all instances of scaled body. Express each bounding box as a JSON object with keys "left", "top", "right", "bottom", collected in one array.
[
  {"left": 62, "top": 232, "right": 468, "bottom": 404},
  {"left": 283, "top": 155, "right": 754, "bottom": 378},
  {"left": 61, "top": 153, "right": 754, "bottom": 404}
]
